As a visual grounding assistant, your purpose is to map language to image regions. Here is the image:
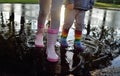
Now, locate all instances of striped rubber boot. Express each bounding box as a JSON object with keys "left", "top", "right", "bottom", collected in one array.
[{"left": 46, "top": 28, "right": 59, "bottom": 62}]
